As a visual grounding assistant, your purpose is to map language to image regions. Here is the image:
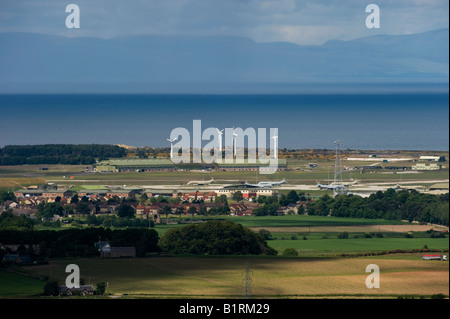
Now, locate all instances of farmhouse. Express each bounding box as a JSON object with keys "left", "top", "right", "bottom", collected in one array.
[
  {"left": 58, "top": 285, "right": 95, "bottom": 296},
  {"left": 100, "top": 244, "right": 136, "bottom": 258}
]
